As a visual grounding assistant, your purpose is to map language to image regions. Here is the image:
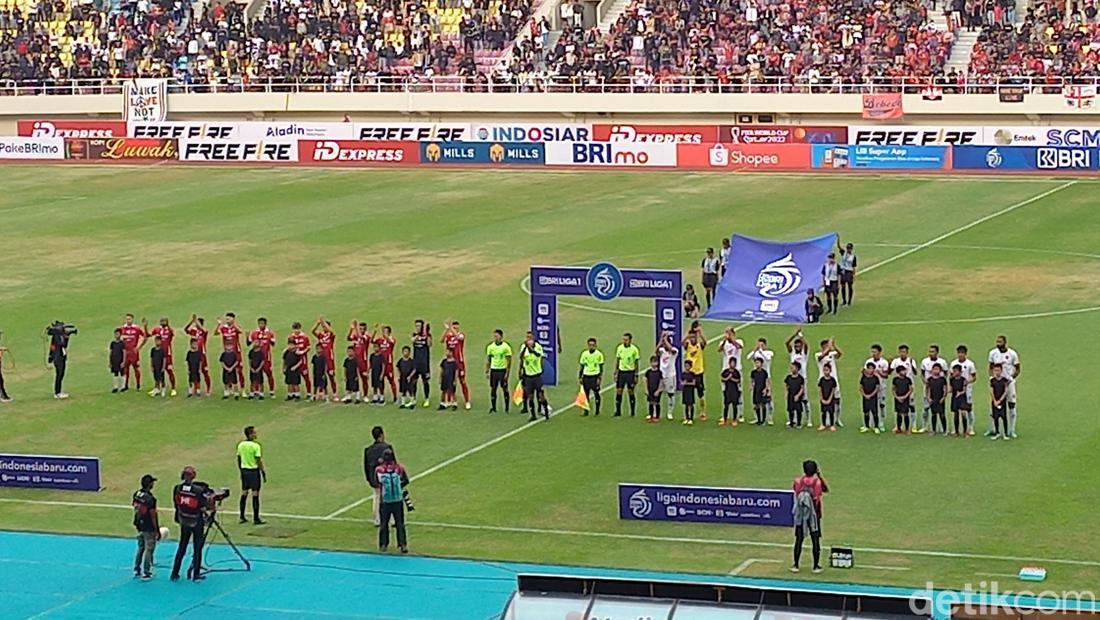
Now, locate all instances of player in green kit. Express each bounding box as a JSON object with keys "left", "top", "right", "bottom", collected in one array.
[
  {"left": 614, "top": 333, "right": 641, "bottom": 417},
  {"left": 578, "top": 338, "right": 605, "bottom": 416},
  {"left": 485, "top": 329, "right": 513, "bottom": 413}
]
